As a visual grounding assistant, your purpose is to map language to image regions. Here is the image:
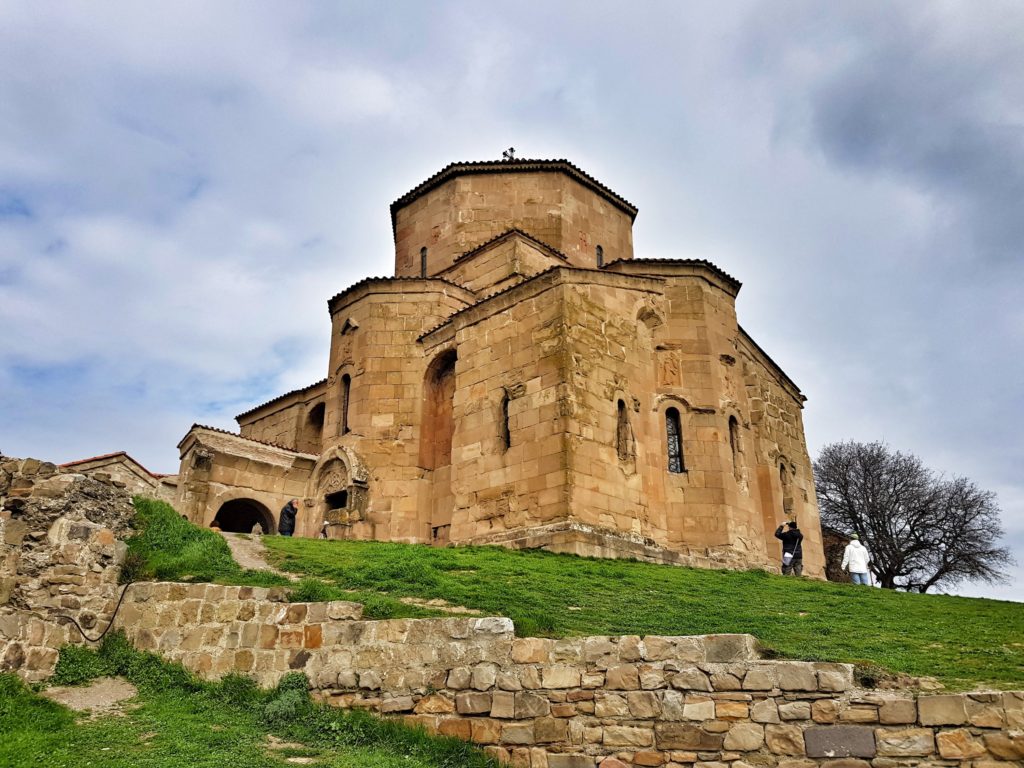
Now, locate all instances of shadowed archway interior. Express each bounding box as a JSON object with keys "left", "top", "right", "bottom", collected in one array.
[{"left": 213, "top": 498, "right": 275, "bottom": 534}]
